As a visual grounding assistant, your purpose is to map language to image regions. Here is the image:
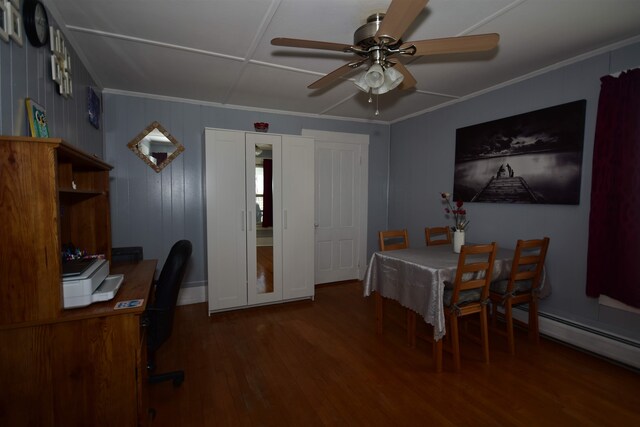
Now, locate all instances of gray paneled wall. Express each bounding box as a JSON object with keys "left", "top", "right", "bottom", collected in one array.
[
  {"left": 104, "top": 93, "right": 391, "bottom": 290},
  {"left": 0, "top": 15, "right": 103, "bottom": 155},
  {"left": 388, "top": 41, "right": 640, "bottom": 342}
]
